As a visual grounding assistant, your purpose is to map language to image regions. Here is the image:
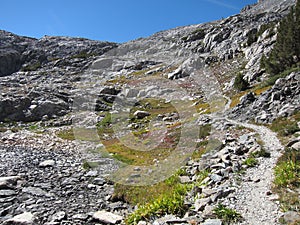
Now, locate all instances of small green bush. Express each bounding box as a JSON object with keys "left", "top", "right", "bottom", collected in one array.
[
  {"left": 213, "top": 204, "right": 242, "bottom": 224},
  {"left": 243, "top": 157, "right": 258, "bottom": 167},
  {"left": 274, "top": 160, "right": 300, "bottom": 187},
  {"left": 125, "top": 183, "right": 190, "bottom": 224},
  {"left": 82, "top": 160, "right": 99, "bottom": 170},
  {"left": 233, "top": 73, "right": 249, "bottom": 91},
  {"left": 250, "top": 148, "right": 271, "bottom": 158}
]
